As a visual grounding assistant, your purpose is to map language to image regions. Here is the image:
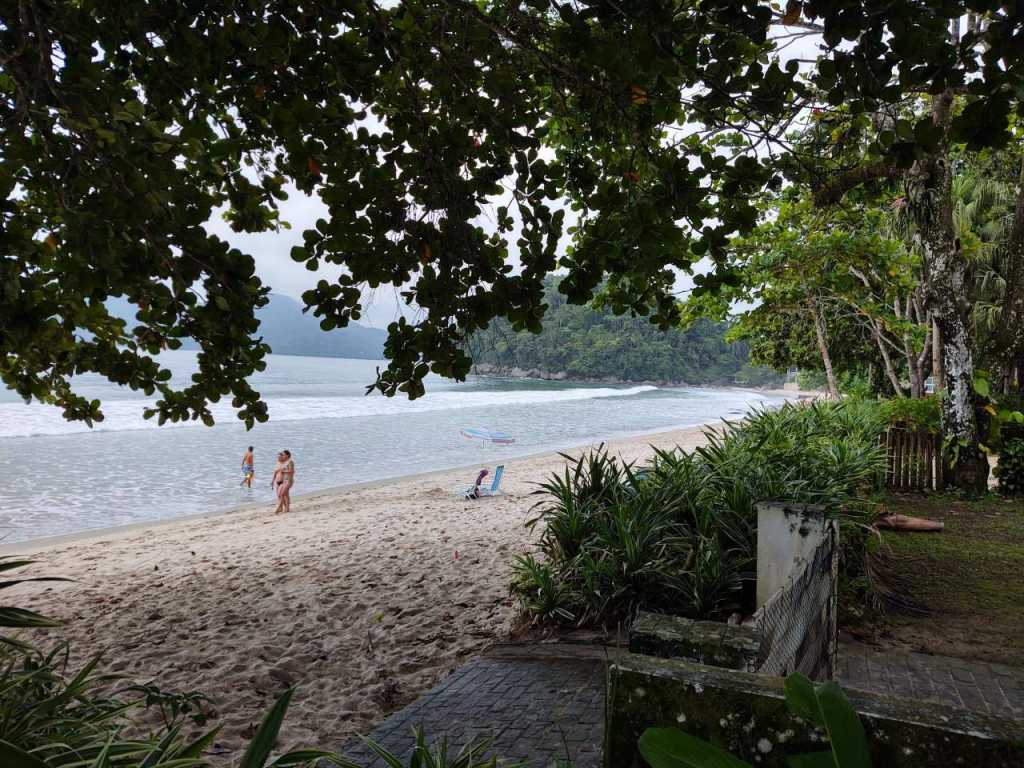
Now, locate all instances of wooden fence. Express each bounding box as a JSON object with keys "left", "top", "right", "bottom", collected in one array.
[{"left": 882, "top": 425, "right": 944, "bottom": 491}]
